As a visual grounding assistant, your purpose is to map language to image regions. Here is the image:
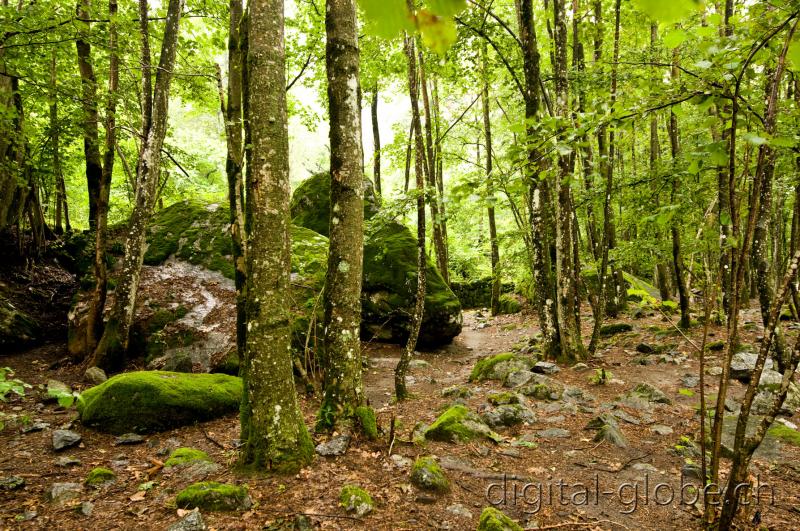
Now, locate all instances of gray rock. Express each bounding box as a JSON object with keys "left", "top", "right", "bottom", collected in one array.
[
  {"left": 650, "top": 425, "right": 674, "bottom": 436},
  {"left": 411, "top": 456, "right": 449, "bottom": 492},
  {"left": 79, "top": 501, "right": 94, "bottom": 516},
  {"left": 390, "top": 454, "right": 413, "bottom": 468},
  {"left": 562, "top": 386, "right": 595, "bottom": 405},
  {"left": 611, "top": 409, "right": 640, "bottom": 425},
  {"left": 545, "top": 415, "right": 566, "bottom": 424},
  {"left": 52, "top": 429, "right": 81, "bottom": 451},
  {"left": 632, "top": 463, "right": 659, "bottom": 473},
  {"left": 730, "top": 352, "right": 772, "bottom": 381},
  {"left": 572, "top": 363, "right": 590, "bottom": 372},
  {"left": 503, "top": 370, "right": 533, "bottom": 388},
  {"left": 707, "top": 366, "right": 723, "bottom": 376},
  {"left": 446, "top": 503, "right": 472, "bottom": 519},
  {"left": 500, "top": 448, "right": 521, "bottom": 458},
  {"left": 21, "top": 421, "right": 50, "bottom": 433},
  {"left": 0, "top": 476, "right": 25, "bottom": 491},
  {"left": 54, "top": 456, "right": 81, "bottom": 467},
  {"left": 167, "top": 509, "right": 207, "bottom": 531},
  {"left": 113, "top": 433, "right": 145, "bottom": 446},
  {"left": 680, "top": 374, "right": 700, "bottom": 388},
  {"left": 84, "top": 366, "right": 107, "bottom": 385},
  {"left": 536, "top": 428, "right": 571, "bottom": 439},
  {"left": 442, "top": 385, "right": 471, "bottom": 399},
  {"left": 481, "top": 404, "right": 536, "bottom": 428},
  {"left": 46, "top": 379, "right": 71, "bottom": 400},
  {"left": 628, "top": 382, "right": 671, "bottom": 405},
  {"left": 47, "top": 482, "right": 82, "bottom": 504},
  {"left": 532, "top": 361, "right": 560, "bottom": 375},
  {"left": 315, "top": 434, "right": 351, "bottom": 456},
  {"left": 636, "top": 343, "right": 655, "bottom": 354},
  {"left": 586, "top": 414, "right": 627, "bottom": 448},
  {"left": 682, "top": 463, "right": 704, "bottom": 482},
  {"left": 409, "top": 359, "right": 431, "bottom": 369}
]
